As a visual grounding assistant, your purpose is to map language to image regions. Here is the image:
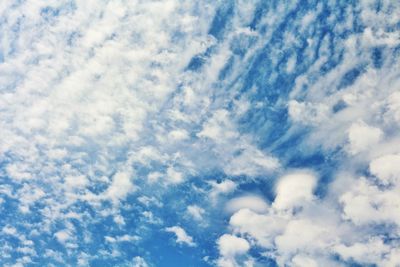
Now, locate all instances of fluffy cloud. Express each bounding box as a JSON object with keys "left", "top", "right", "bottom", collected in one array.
[
  {"left": 273, "top": 172, "right": 317, "bottom": 211},
  {"left": 217, "top": 234, "right": 250, "bottom": 267},
  {"left": 105, "top": 171, "right": 135, "bottom": 203},
  {"left": 347, "top": 121, "right": 383, "bottom": 155},
  {"left": 221, "top": 169, "right": 400, "bottom": 266},
  {"left": 339, "top": 177, "right": 400, "bottom": 226},
  {"left": 369, "top": 154, "right": 400, "bottom": 185}
]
